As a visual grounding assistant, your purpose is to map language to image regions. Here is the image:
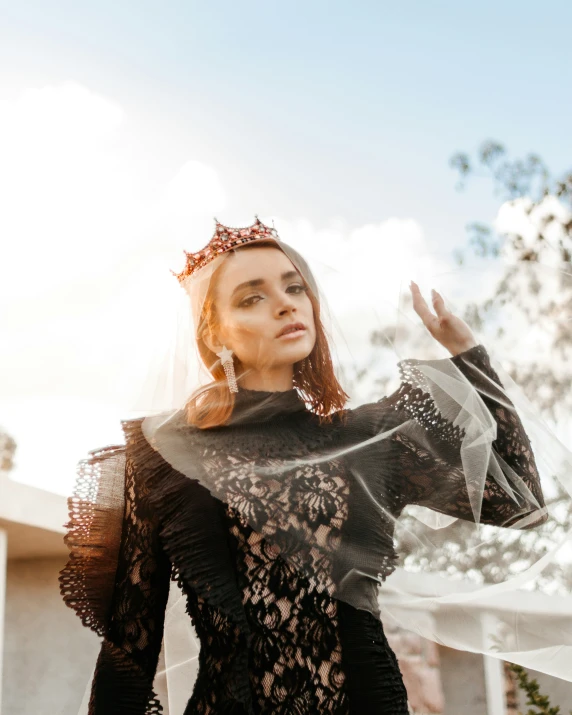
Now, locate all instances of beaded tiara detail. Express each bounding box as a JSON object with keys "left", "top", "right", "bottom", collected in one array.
[{"left": 172, "top": 215, "right": 280, "bottom": 285}]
